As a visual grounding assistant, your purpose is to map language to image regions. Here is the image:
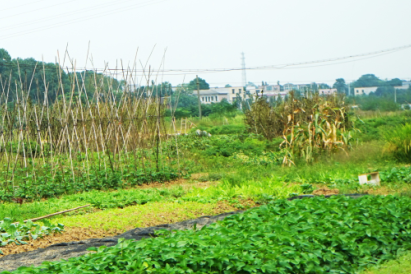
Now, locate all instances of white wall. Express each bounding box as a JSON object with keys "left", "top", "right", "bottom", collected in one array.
[{"left": 354, "top": 87, "right": 378, "bottom": 96}]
